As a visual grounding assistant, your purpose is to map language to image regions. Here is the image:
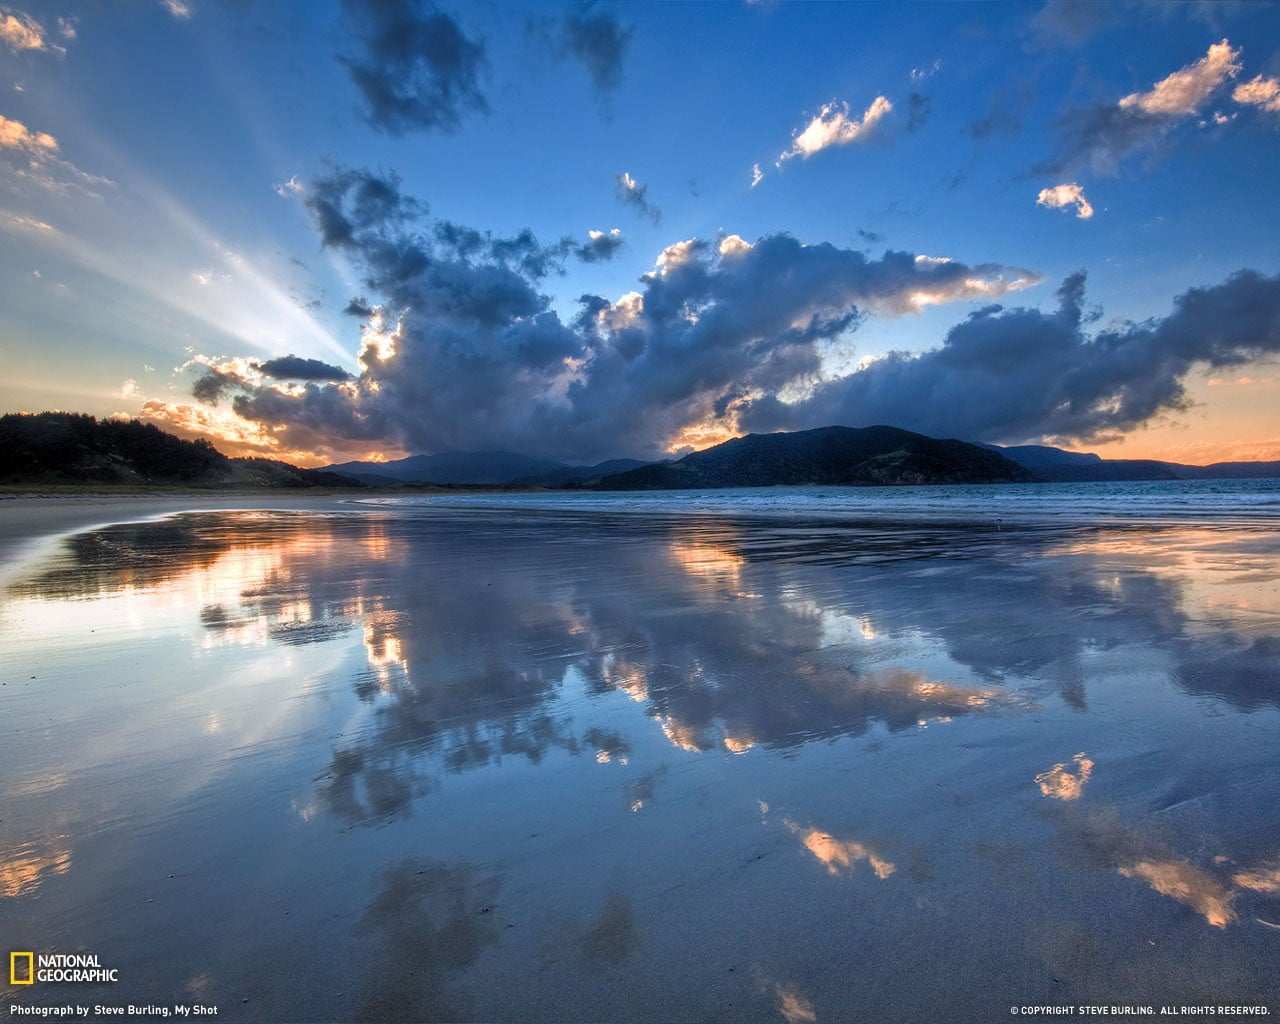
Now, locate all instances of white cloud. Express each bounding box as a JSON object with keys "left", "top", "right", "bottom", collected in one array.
[
  {"left": 910, "top": 60, "right": 940, "bottom": 83},
  {"left": 161, "top": 0, "right": 193, "bottom": 18},
  {"left": 1037, "top": 183, "right": 1094, "bottom": 219},
  {"left": 273, "top": 175, "right": 303, "bottom": 197},
  {"left": 0, "top": 208, "right": 54, "bottom": 232},
  {"left": 779, "top": 96, "right": 893, "bottom": 163},
  {"left": 0, "top": 8, "right": 64, "bottom": 55},
  {"left": 0, "top": 114, "right": 113, "bottom": 197},
  {"left": 1233, "top": 74, "right": 1280, "bottom": 114},
  {"left": 1119, "top": 39, "right": 1241, "bottom": 117},
  {"left": 750, "top": 163, "right": 763, "bottom": 188},
  {"left": 0, "top": 114, "right": 58, "bottom": 154}
]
